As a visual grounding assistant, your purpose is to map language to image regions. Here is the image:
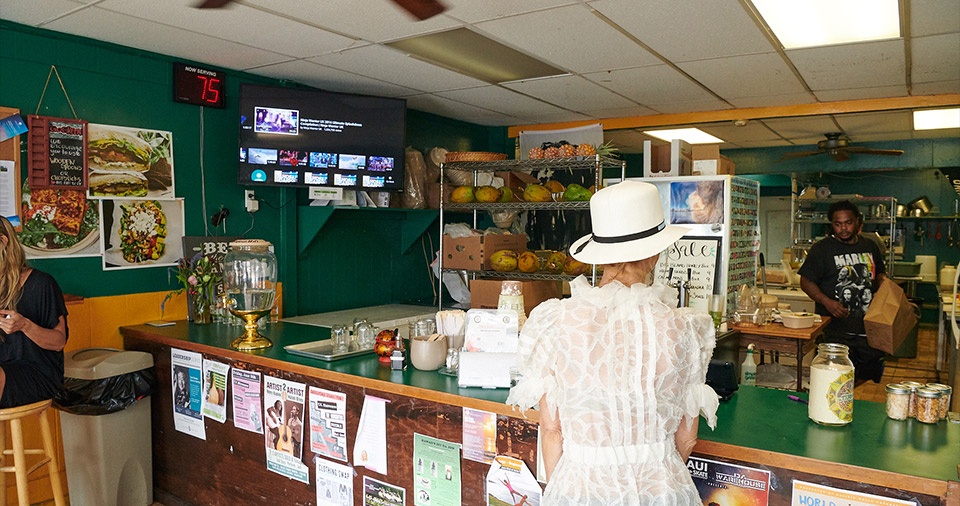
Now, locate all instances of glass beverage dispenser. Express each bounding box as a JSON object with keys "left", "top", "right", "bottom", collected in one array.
[{"left": 223, "top": 239, "right": 278, "bottom": 351}]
